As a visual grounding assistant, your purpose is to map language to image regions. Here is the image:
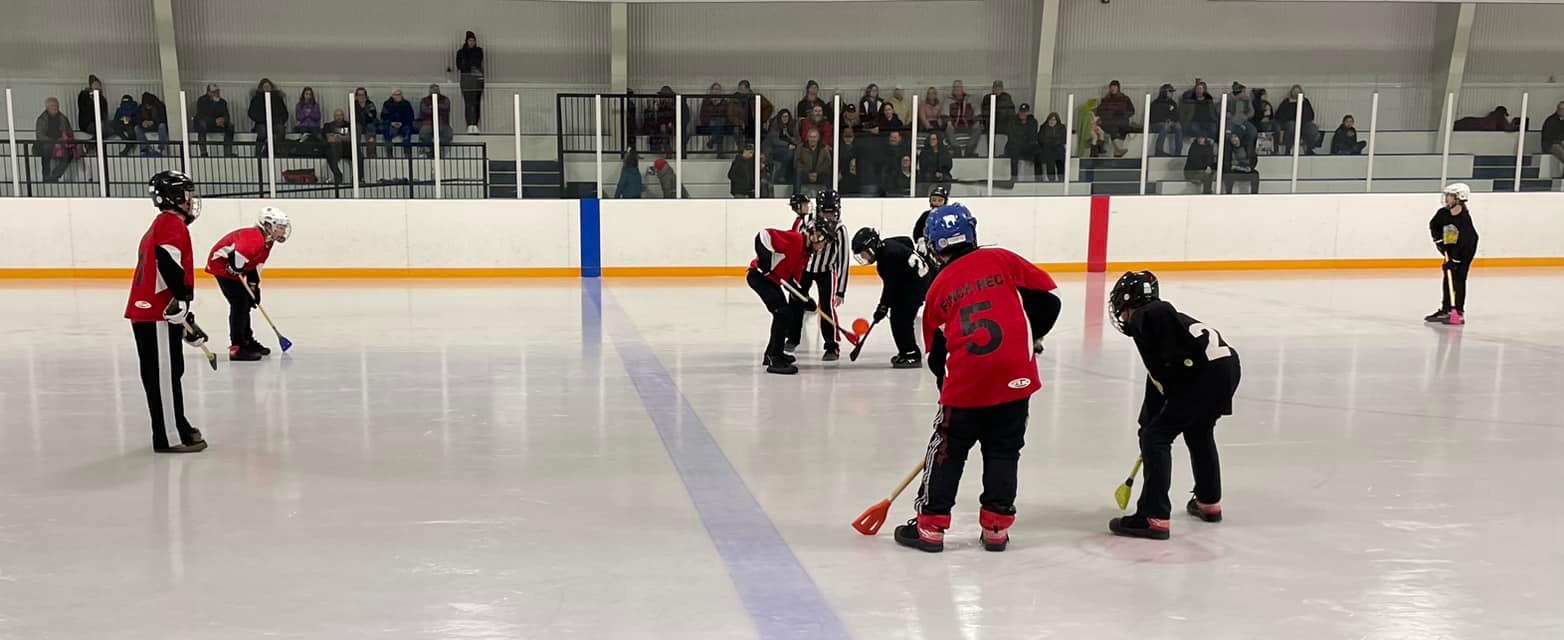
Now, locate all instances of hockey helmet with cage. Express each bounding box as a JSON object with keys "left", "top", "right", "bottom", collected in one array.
[
  {"left": 1108, "top": 271, "right": 1161, "bottom": 335},
  {"left": 789, "top": 192, "right": 811, "bottom": 214},
  {"left": 815, "top": 189, "right": 842, "bottom": 219},
  {"left": 258, "top": 206, "right": 292, "bottom": 243},
  {"left": 1443, "top": 183, "right": 1471, "bottom": 203},
  {"left": 928, "top": 184, "right": 950, "bottom": 208},
  {"left": 923, "top": 203, "right": 976, "bottom": 255},
  {"left": 149, "top": 170, "right": 200, "bottom": 223},
  {"left": 851, "top": 227, "right": 882, "bottom": 264}
]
